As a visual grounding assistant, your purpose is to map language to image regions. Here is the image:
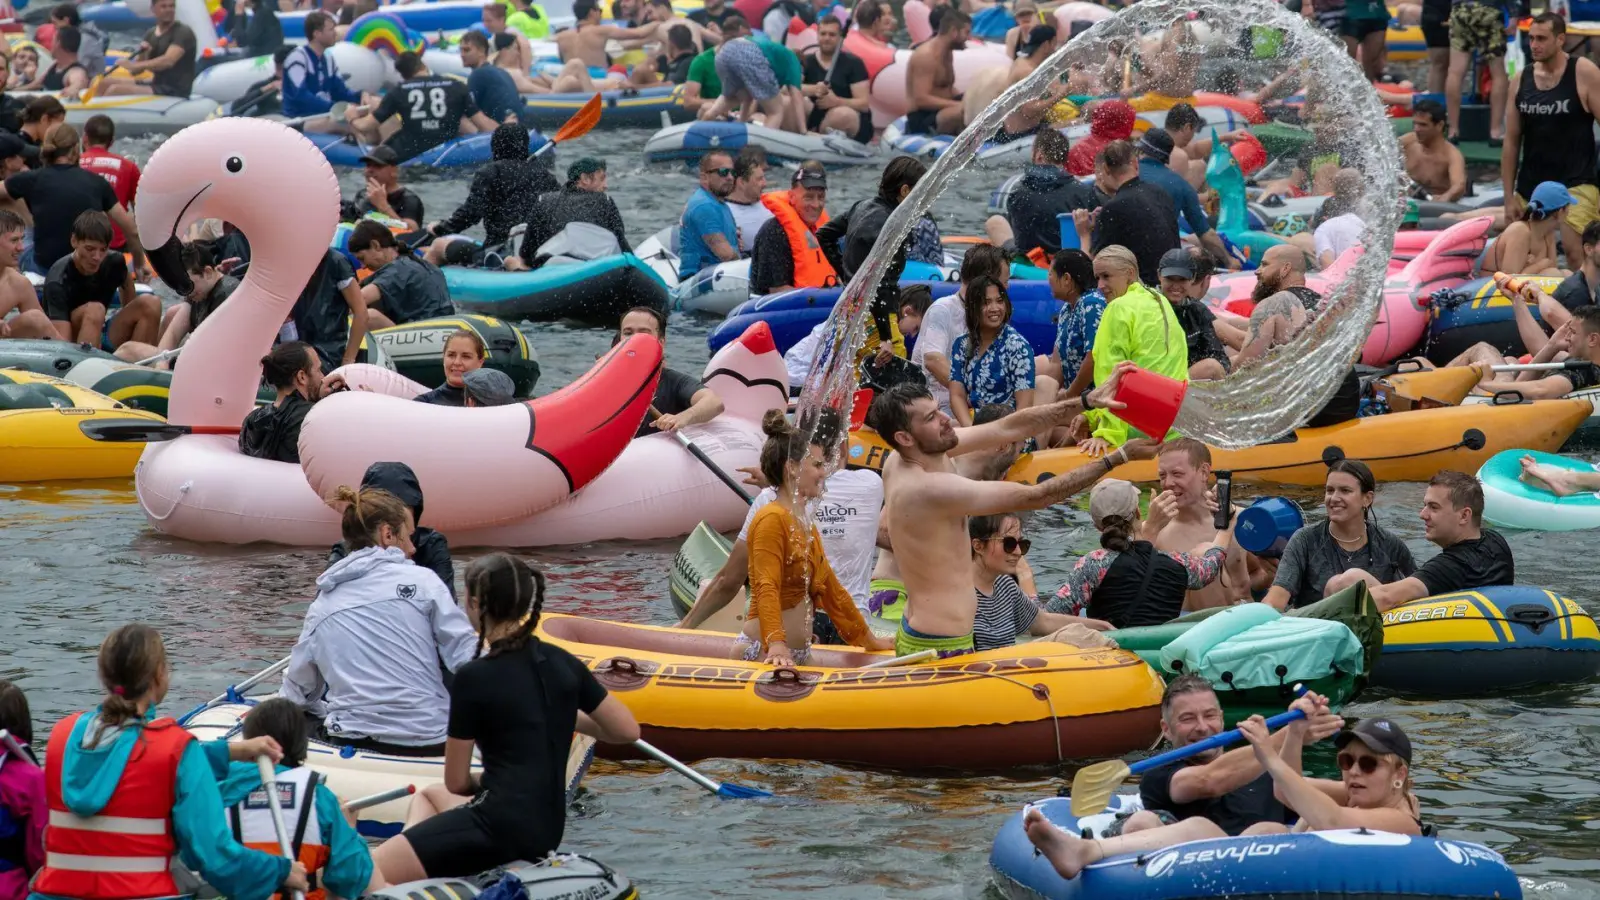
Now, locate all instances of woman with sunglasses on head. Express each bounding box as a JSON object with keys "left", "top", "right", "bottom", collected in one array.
[
  {"left": 1263, "top": 459, "right": 1415, "bottom": 611},
  {"left": 971, "top": 514, "right": 1110, "bottom": 652},
  {"left": 1025, "top": 692, "right": 1425, "bottom": 880}
]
